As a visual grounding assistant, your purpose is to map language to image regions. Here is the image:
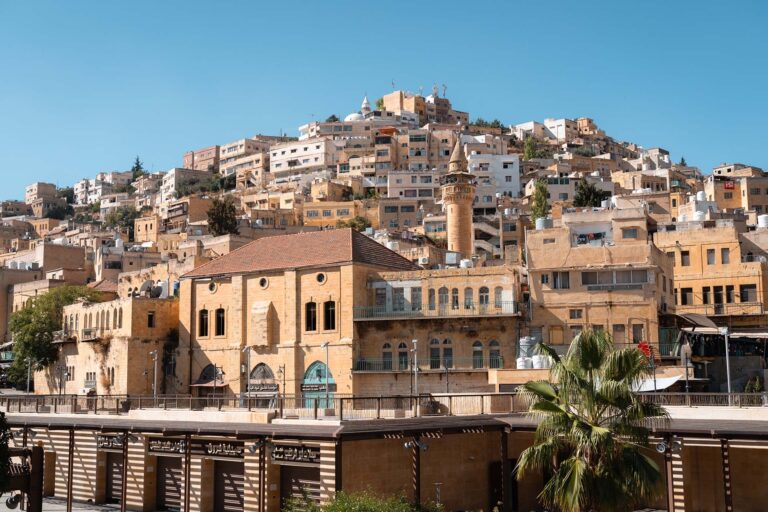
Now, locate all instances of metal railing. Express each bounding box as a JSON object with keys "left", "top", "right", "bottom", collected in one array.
[
  {"left": 4, "top": 392, "right": 768, "bottom": 421},
  {"left": 353, "top": 356, "right": 504, "bottom": 372},
  {"left": 675, "top": 302, "right": 764, "bottom": 316},
  {"left": 353, "top": 301, "right": 519, "bottom": 320}
]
